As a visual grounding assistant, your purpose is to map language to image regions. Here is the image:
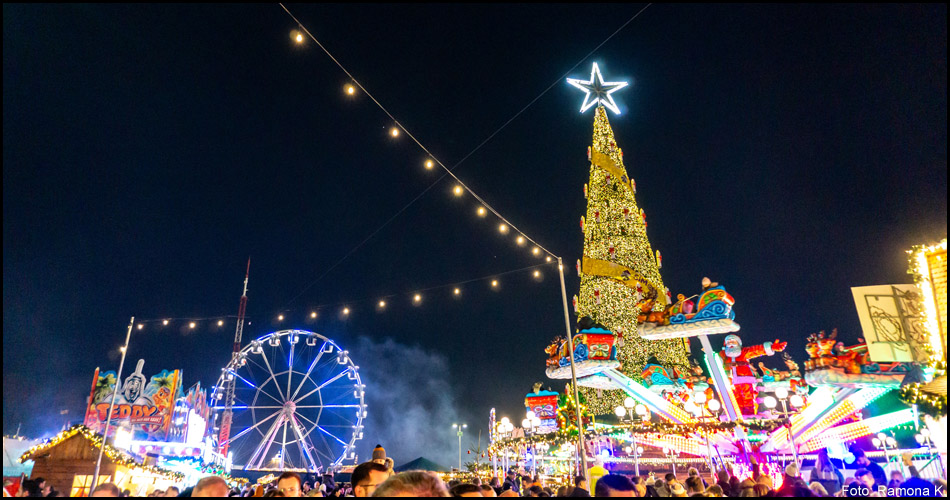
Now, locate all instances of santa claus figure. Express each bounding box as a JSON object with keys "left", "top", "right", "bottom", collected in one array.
[{"left": 719, "top": 335, "right": 787, "bottom": 415}]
